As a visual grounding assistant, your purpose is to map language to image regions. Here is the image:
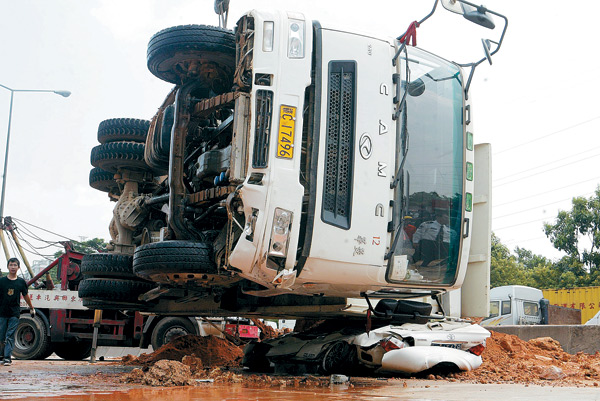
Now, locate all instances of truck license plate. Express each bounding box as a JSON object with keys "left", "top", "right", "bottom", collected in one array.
[{"left": 277, "top": 105, "right": 296, "bottom": 159}]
